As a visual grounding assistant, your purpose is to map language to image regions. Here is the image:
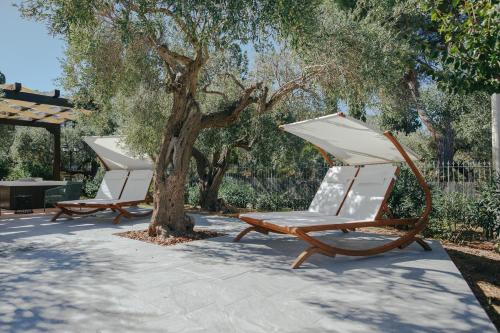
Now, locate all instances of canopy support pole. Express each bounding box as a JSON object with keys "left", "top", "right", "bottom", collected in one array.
[{"left": 314, "top": 146, "right": 333, "bottom": 167}]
